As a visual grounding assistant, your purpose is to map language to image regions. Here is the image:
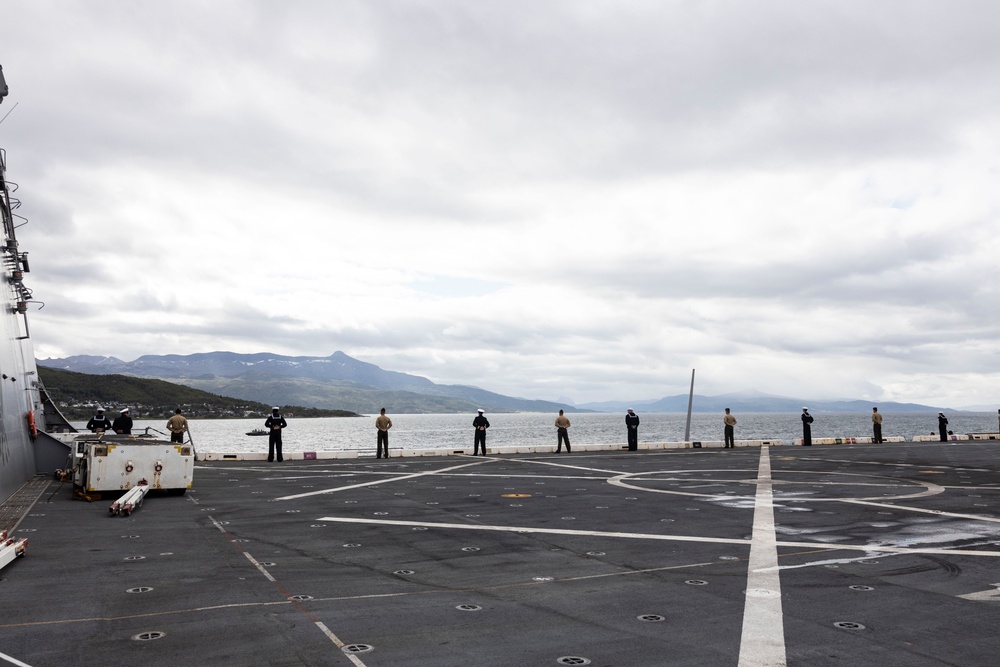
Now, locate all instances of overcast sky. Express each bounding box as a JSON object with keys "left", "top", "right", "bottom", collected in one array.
[{"left": 3, "top": 1, "right": 999, "bottom": 408}]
